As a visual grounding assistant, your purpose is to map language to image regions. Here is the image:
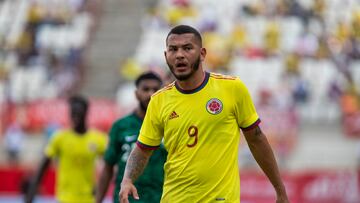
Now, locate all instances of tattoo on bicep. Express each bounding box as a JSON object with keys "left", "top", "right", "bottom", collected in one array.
[
  {"left": 254, "top": 126, "right": 262, "bottom": 136},
  {"left": 127, "top": 150, "right": 149, "bottom": 181}
]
